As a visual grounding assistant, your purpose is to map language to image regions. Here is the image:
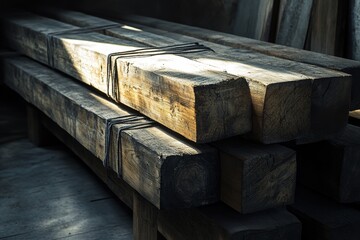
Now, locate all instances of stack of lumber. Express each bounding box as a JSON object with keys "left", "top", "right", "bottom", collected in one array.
[{"left": 1, "top": 9, "right": 360, "bottom": 240}]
